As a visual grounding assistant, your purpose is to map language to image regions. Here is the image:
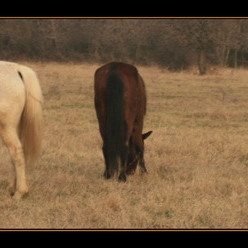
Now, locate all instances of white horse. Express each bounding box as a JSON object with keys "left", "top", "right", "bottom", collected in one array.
[{"left": 0, "top": 61, "right": 43, "bottom": 200}]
